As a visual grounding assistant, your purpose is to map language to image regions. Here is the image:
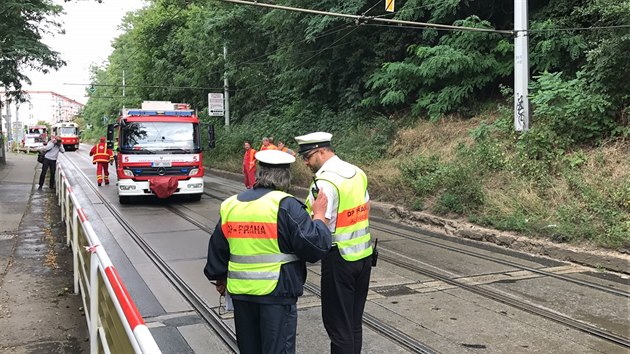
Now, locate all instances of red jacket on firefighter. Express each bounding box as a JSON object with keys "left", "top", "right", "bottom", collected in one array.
[{"left": 89, "top": 137, "right": 114, "bottom": 186}]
